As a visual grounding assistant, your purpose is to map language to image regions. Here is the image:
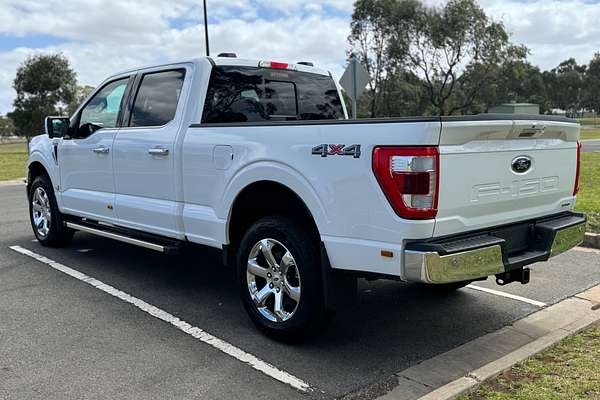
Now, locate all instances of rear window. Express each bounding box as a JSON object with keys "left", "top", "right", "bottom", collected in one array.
[{"left": 202, "top": 66, "right": 344, "bottom": 124}]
